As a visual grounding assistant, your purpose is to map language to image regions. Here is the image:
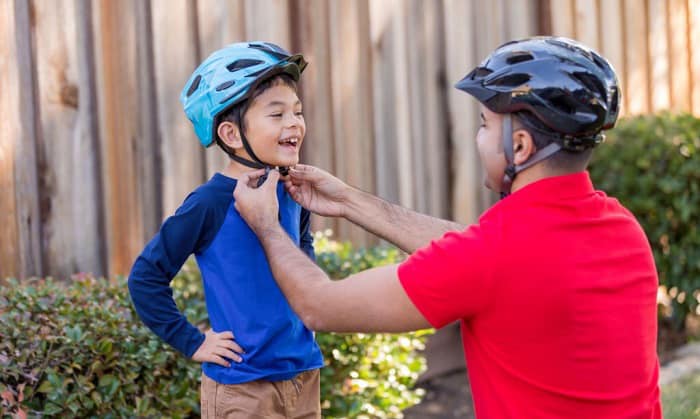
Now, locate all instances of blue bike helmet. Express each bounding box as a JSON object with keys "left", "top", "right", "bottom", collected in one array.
[{"left": 180, "top": 41, "right": 307, "bottom": 173}]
